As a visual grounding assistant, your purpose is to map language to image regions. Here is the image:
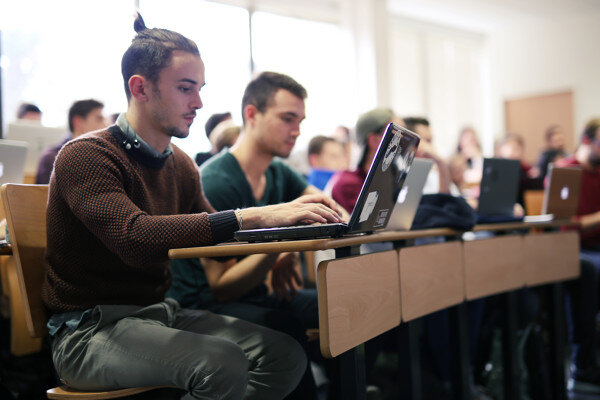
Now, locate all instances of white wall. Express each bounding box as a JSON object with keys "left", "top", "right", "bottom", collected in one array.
[{"left": 487, "top": 12, "right": 600, "bottom": 147}]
